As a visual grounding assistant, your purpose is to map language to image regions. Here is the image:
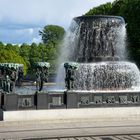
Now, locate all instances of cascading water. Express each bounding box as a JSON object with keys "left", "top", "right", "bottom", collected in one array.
[
  {"left": 56, "top": 15, "right": 140, "bottom": 91},
  {"left": 73, "top": 62, "right": 140, "bottom": 90},
  {"left": 68, "top": 16, "right": 126, "bottom": 62}
]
